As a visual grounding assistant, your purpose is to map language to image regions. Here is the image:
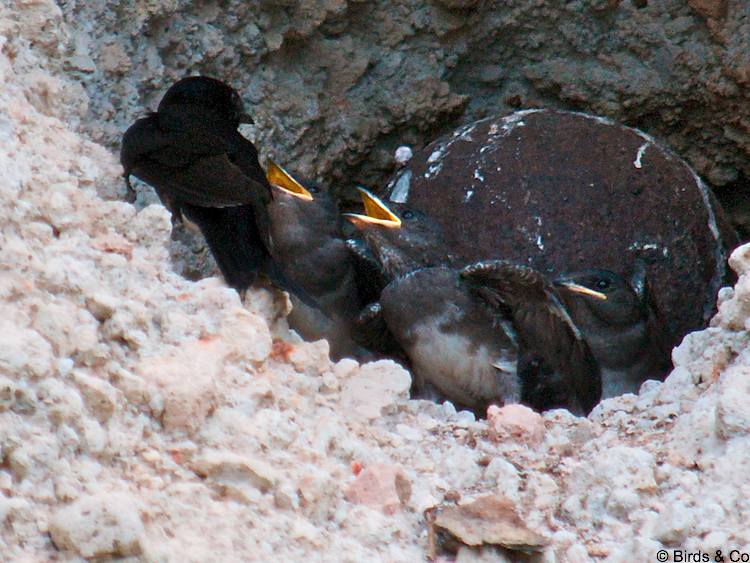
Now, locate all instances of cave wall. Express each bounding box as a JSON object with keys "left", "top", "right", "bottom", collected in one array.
[
  {"left": 6, "top": 0, "right": 747, "bottom": 275},
  {"left": 12, "top": 0, "right": 748, "bottom": 192}
]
